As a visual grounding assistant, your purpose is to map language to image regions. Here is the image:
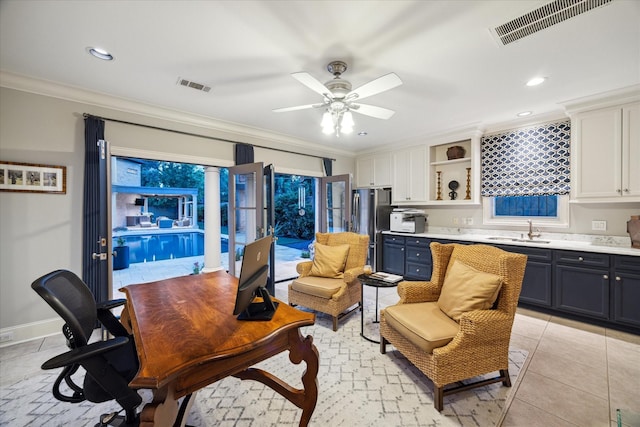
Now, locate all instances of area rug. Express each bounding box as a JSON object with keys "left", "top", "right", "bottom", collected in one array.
[{"left": 0, "top": 308, "right": 527, "bottom": 427}]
